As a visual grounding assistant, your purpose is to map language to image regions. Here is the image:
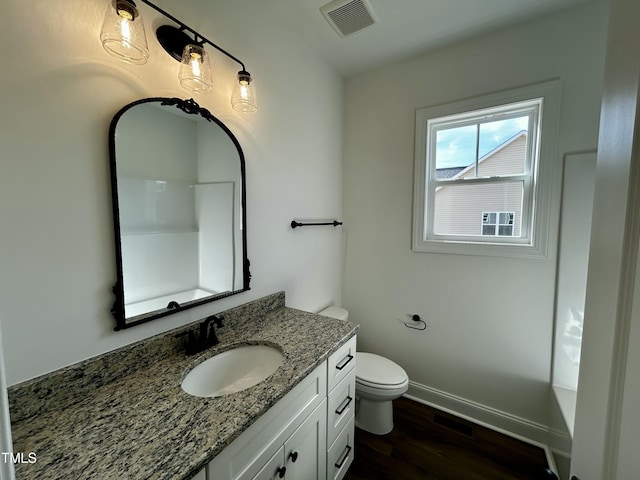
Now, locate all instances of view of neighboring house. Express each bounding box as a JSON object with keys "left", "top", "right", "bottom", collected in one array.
[{"left": 434, "top": 131, "right": 527, "bottom": 237}]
